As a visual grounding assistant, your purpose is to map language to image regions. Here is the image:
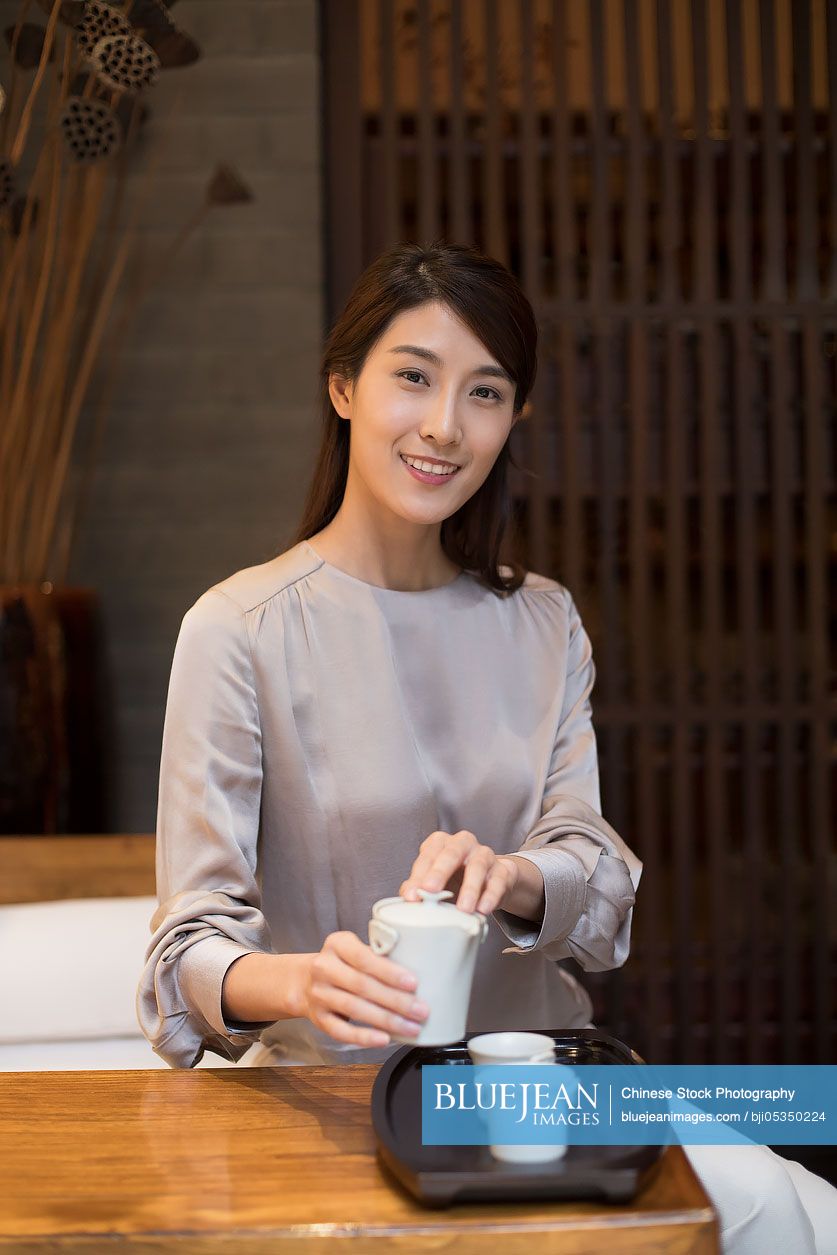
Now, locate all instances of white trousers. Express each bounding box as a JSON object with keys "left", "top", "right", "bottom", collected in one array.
[
  {"left": 682, "top": 1141, "right": 837, "bottom": 1255},
  {"left": 579, "top": 1026, "right": 837, "bottom": 1255}
]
